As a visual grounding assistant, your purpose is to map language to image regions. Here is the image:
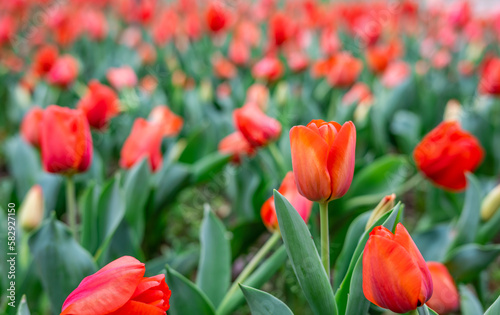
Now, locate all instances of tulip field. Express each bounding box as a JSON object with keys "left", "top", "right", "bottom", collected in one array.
[{"left": 2, "top": 0, "right": 500, "bottom": 314}]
